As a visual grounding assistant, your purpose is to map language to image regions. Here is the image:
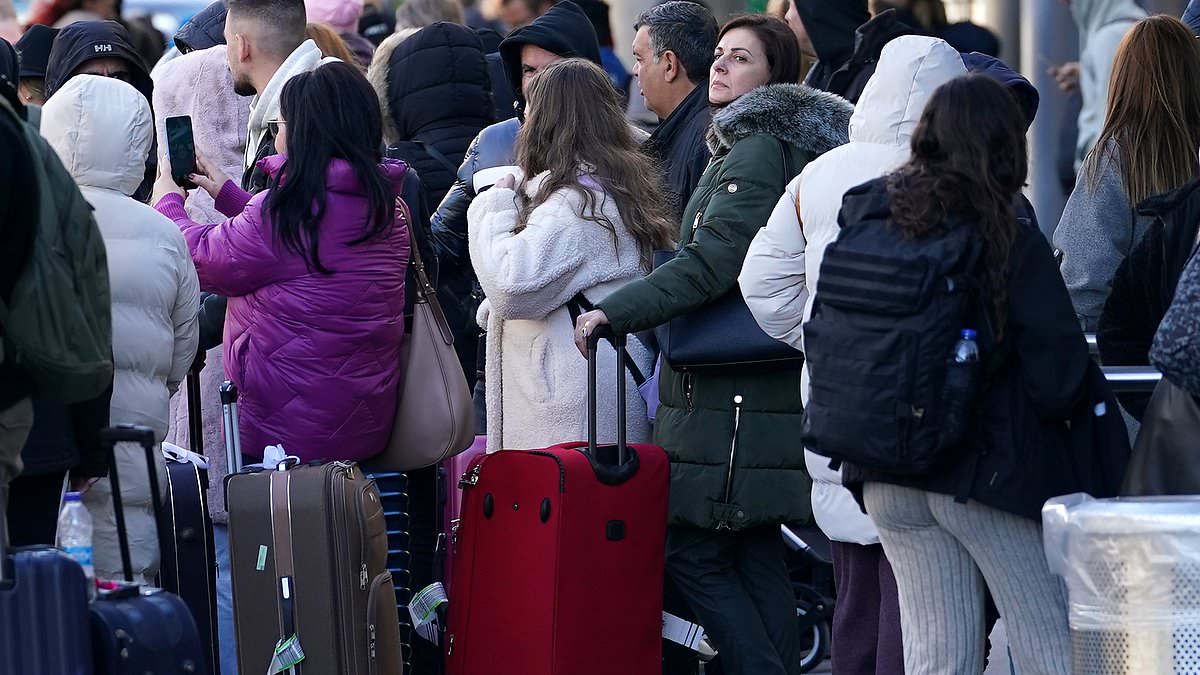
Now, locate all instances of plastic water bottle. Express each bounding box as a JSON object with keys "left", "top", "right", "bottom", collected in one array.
[
  {"left": 941, "top": 329, "right": 980, "bottom": 446},
  {"left": 57, "top": 492, "right": 95, "bottom": 599}
]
